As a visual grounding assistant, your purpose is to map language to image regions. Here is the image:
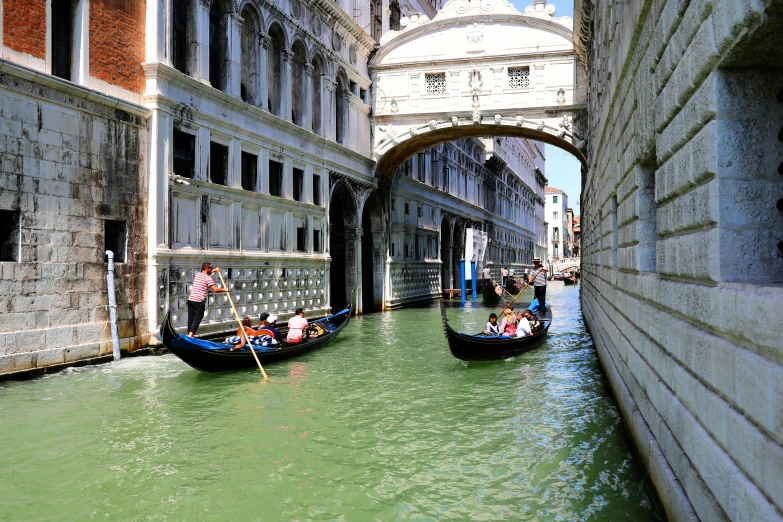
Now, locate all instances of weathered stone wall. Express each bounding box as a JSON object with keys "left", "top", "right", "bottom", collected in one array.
[
  {"left": 575, "top": 0, "right": 783, "bottom": 520},
  {"left": 0, "top": 61, "right": 149, "bottom": 376}
]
